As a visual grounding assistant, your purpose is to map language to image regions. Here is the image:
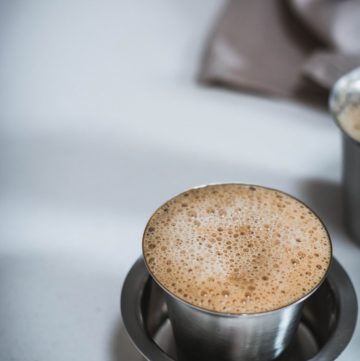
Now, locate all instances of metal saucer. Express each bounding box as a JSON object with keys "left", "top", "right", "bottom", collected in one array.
[{"left": 121, "top": 257, "right": 357, "bottom": 361}]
